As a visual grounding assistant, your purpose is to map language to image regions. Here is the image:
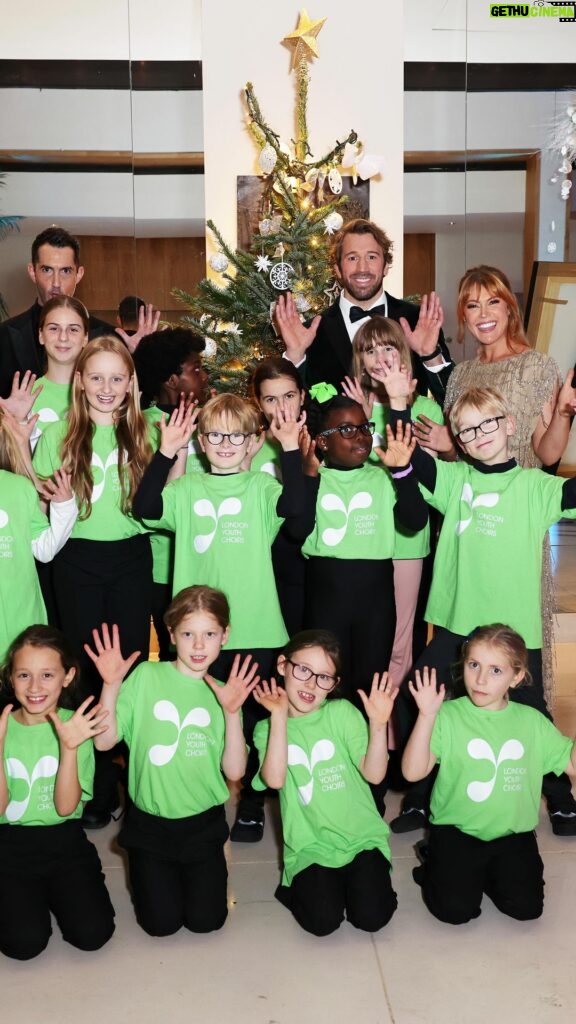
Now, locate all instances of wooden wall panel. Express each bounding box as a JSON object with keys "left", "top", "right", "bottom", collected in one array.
[
  {"left": 75, "top": 235, "right": 206, "bottom": 322},
  {"left": 403, "top": 233, "right": 436, "bottom": 298}
]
